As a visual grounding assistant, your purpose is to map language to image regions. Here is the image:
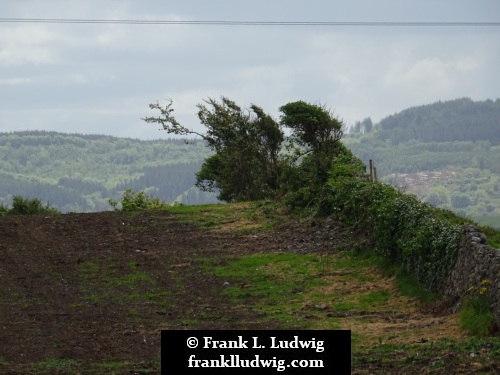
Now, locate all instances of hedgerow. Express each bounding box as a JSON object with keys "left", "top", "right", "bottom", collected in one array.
[{"left": 322, "top": 177, "right": 461, "bottom": 293}]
